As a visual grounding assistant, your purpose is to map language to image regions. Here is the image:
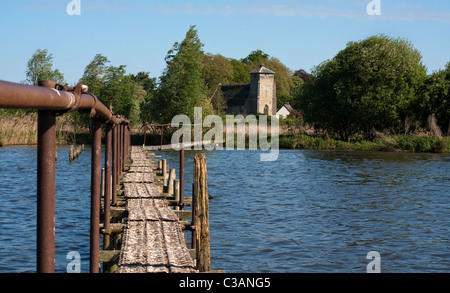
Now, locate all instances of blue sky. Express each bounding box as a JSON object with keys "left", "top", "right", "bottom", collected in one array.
[{"left": 1, "top": 0, "right": 449, "bottom": 85}]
